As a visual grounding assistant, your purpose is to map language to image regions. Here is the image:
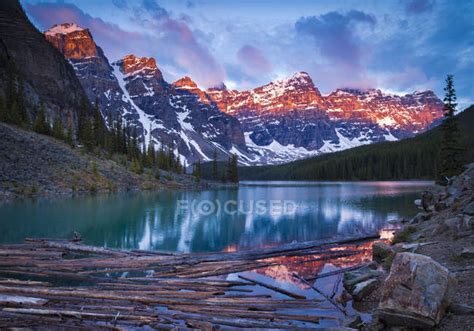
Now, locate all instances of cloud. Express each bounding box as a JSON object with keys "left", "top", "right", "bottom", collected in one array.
[
  {"left": 292, "top": 10, "right": 376, "bottom": 91},
  {"left": 369, "top": 0, "right": 473, "bottom": 106},
  {"left": 25, "top": 1, "right": 225, "bottom": 88},
  {"left": 295, "top": 10, "right": 376, "bottom": 69},
  {"left": 237, "top": 45, "right": 273, "bottom": 76},
  {"left": 405, "top": 0, "right": 434, "bottom": 14},
  {"left": 112, "top": 0, "right": 128, "bottom": 10}
]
